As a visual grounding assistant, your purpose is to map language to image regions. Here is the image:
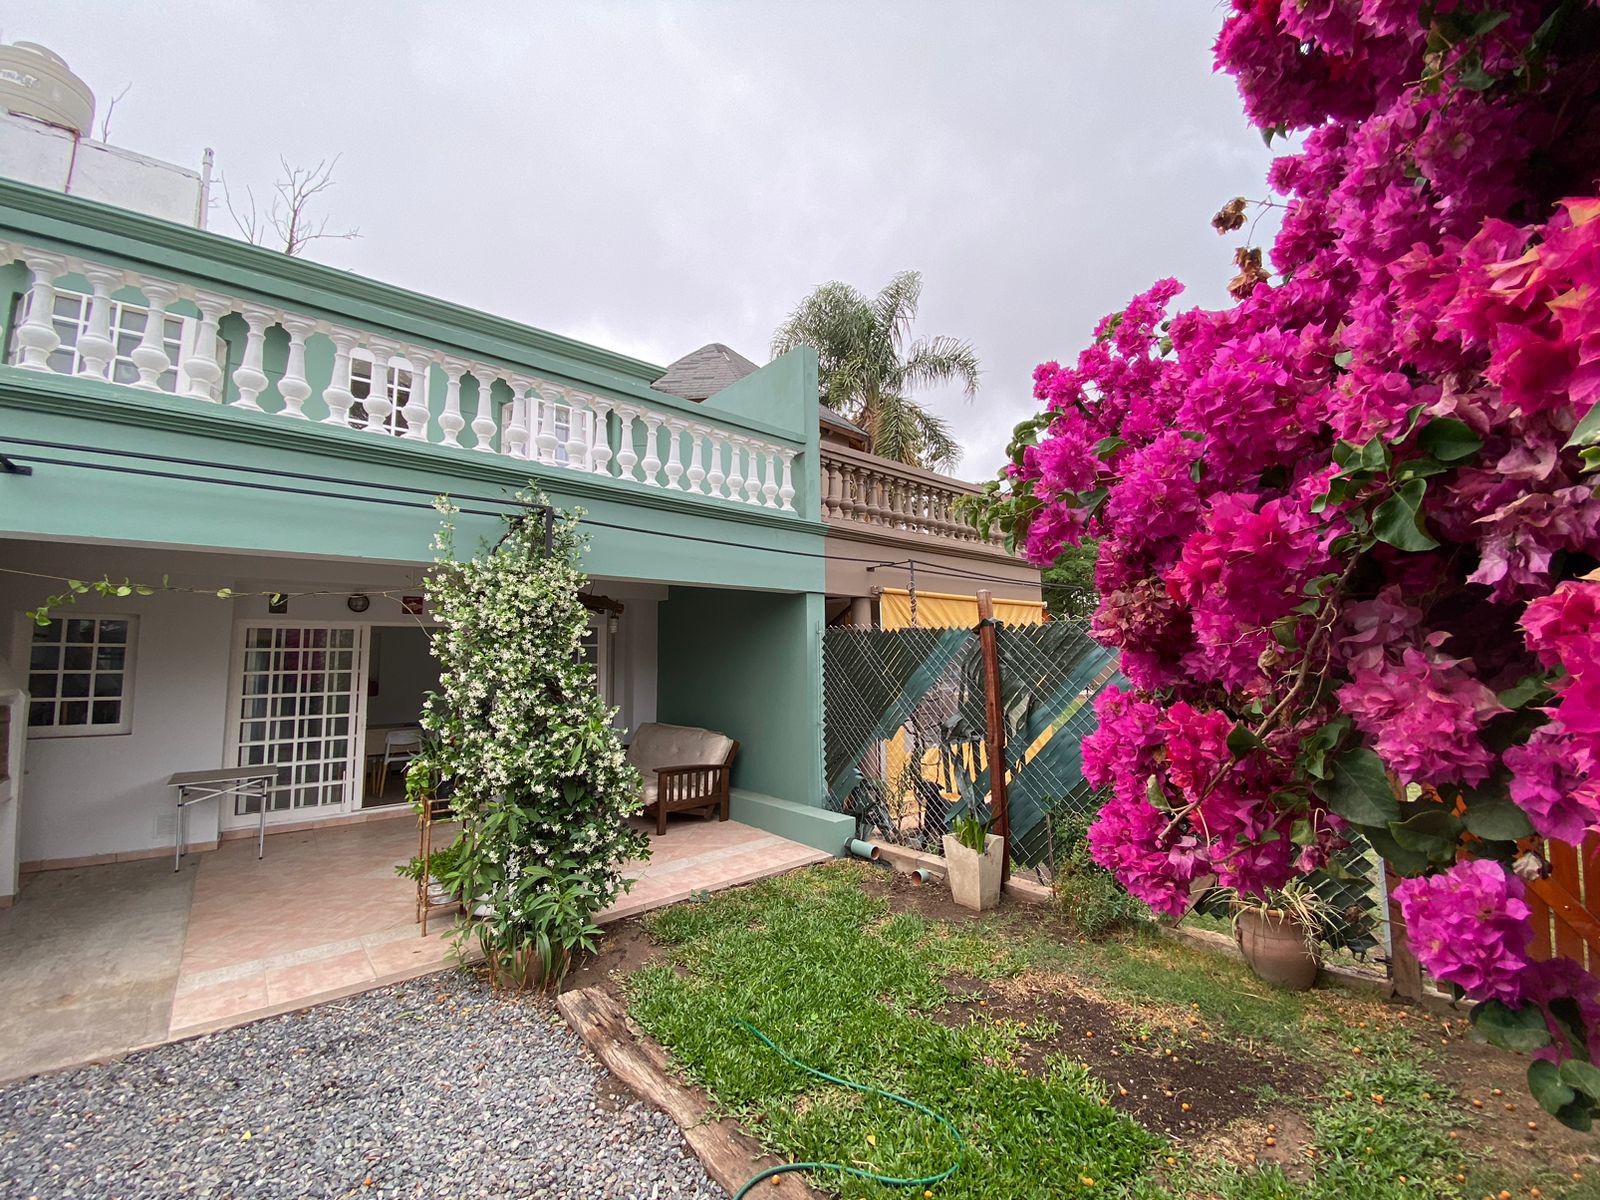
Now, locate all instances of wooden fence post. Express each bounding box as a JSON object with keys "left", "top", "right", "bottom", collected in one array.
[
  {"left": 1383, "top": 861, "right": 1424, "bottom": 1003},
  {"left": 976, "top": 590, "right": 1010, "bottom": 882}
]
